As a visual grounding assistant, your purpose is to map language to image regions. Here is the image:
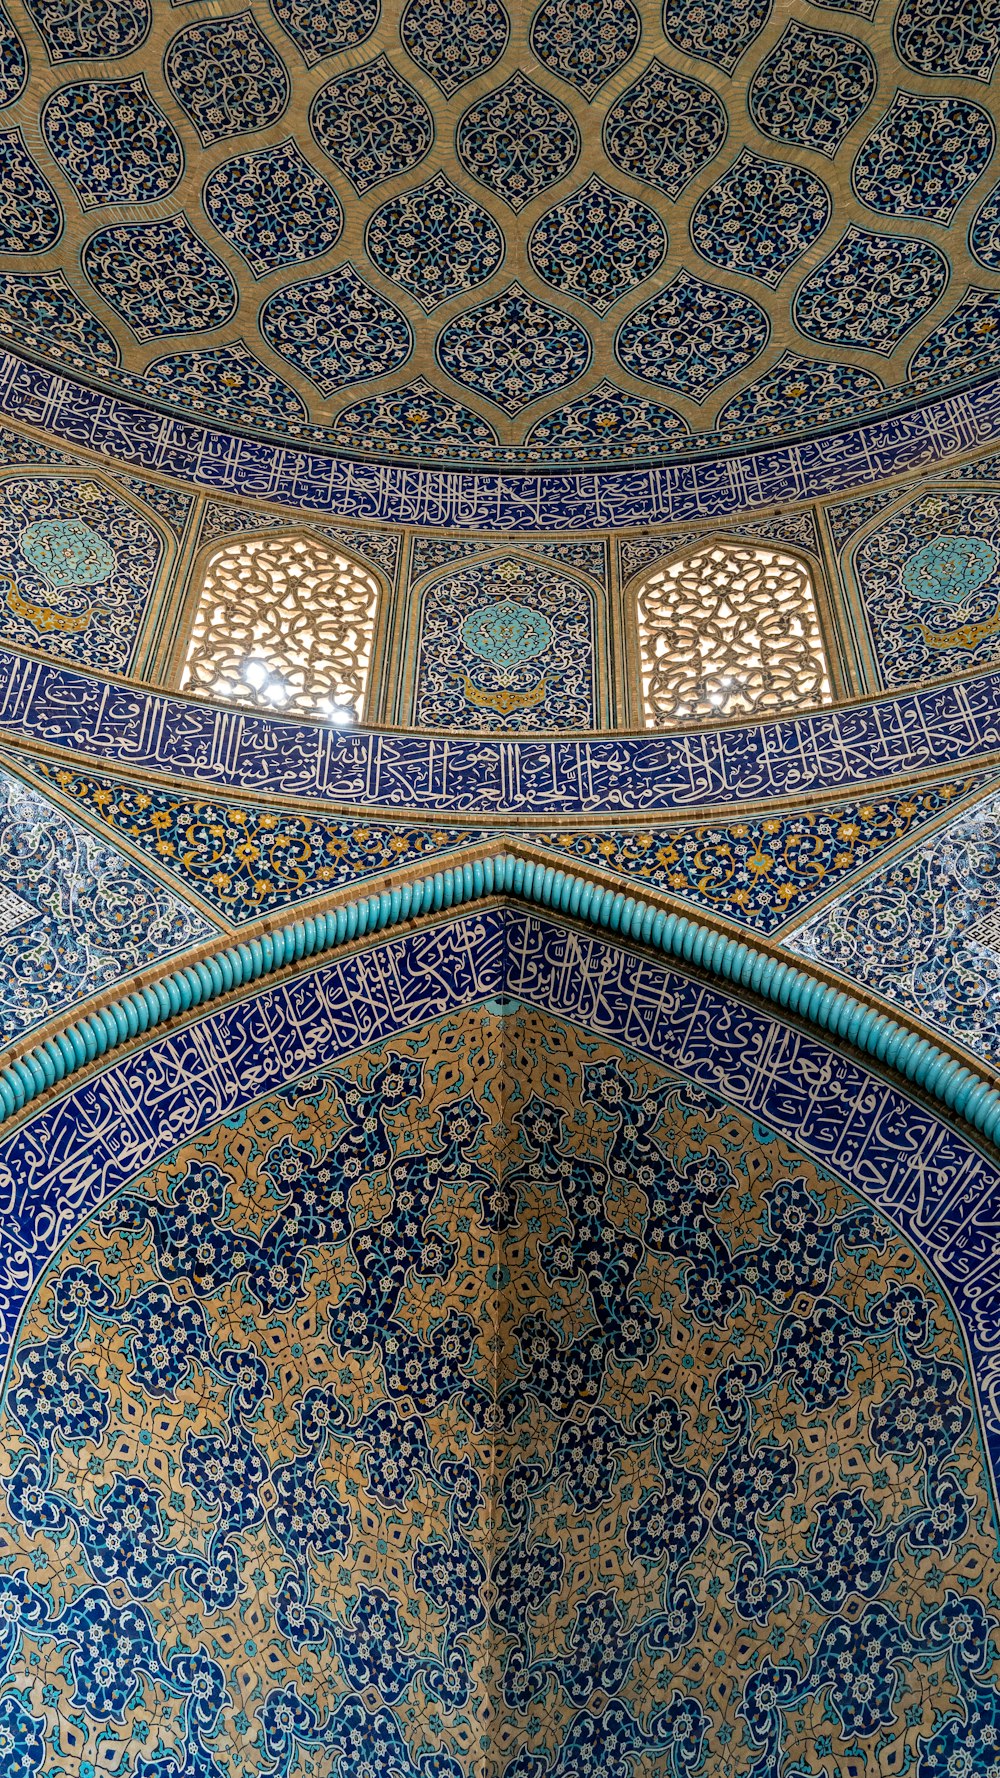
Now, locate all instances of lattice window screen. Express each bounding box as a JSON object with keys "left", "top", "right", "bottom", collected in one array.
[
  {"left": 635, "top": 543, "right": 833, "bottom": 726},
  {"left": 179, "top": 533, "right": 379, "bottom": 723}
]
